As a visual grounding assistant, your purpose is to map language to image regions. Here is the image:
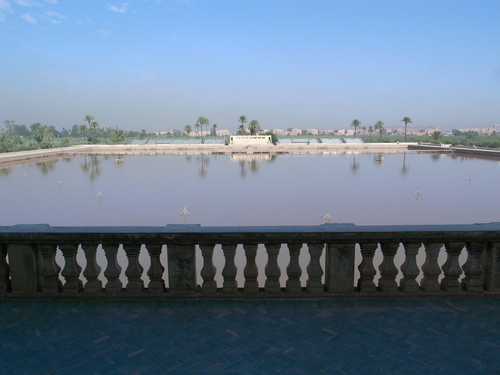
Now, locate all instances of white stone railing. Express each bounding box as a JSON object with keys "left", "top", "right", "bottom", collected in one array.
[{"left": 1, "top": 223, "right": 499, "bottom": 300}]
